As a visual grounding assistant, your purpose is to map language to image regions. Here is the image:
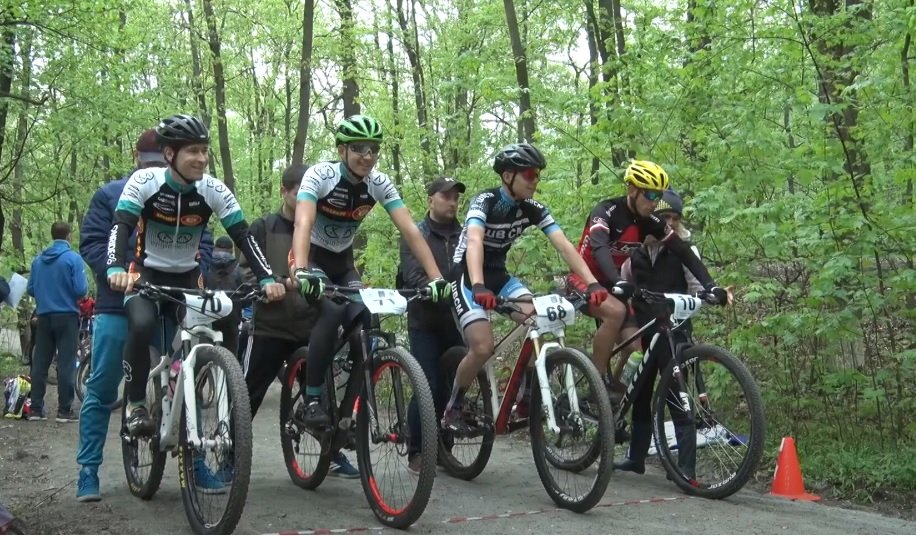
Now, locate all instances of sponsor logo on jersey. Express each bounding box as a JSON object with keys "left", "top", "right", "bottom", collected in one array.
[
  {"left": 326, "top": 197, "right": 347, "bottom": 208},
  {"left": 153, "top": 201, "right": 174, "bottom": 212},
  {"left": 352, "top": 205, "right": 371, "bottom": 220},
  {"left": 133, "top": 171, "right": 155, "bottom": 185},
  {"left": 154, "top": 211, "right": 177, "bottom": 223},
  {"left": 180, "top": 215, "right": 203, "bottom": 226},
  {"left": 484, "top": 224, "right": 526, "bottom": 241},
  {"left": 188, "top": 200, "right": 201, "bottom": 207}
]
